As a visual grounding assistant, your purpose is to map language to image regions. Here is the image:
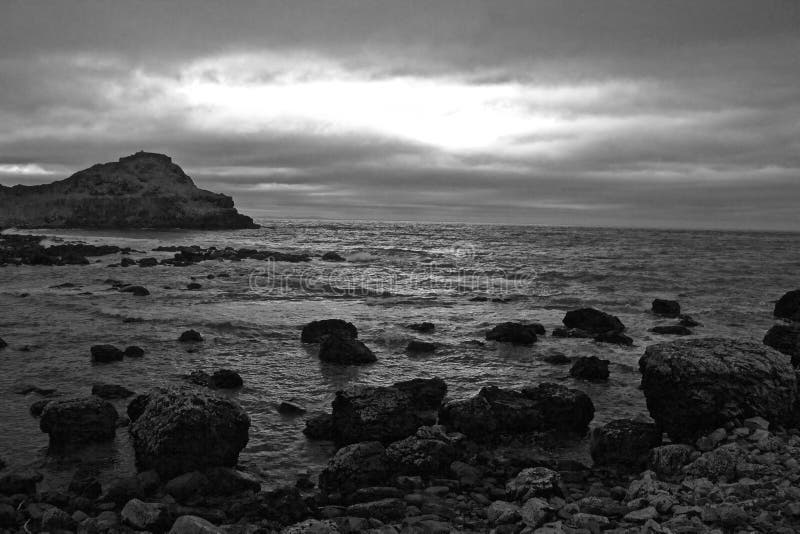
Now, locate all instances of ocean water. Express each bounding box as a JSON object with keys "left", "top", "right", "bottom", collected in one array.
[{"left": 1, "top": 220, "right": 798, "bottom": 490}]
